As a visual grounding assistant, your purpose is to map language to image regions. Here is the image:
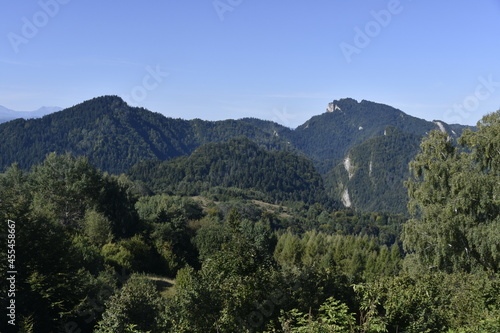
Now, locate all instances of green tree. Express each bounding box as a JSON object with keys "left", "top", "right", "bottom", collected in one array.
[
  {"left": 269, "top": 297, "right": 356, "bottom": 333},
  {"left": 168, "top": 212, "right": 279, "bottom": 332},
  {"left": 102, "top": 235, "right": 152, "bottom": 272},
  {"left": 274, "top": 232, "right": 304, "bottom": 268},
  {"left": 135, "top": 194, "right": 202, "bottom": 274},
  {"left": 404, "top": 112, "right": 500, "bottom": 273},
  {"left": 29, "top": 152, "right": 102, "bottom": 226},
  {"left": 82, "top": 209, "right": 113, "bottom": 246},
  {"left": 95, "top": 274, "right": 167, "bottom": 332}
]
